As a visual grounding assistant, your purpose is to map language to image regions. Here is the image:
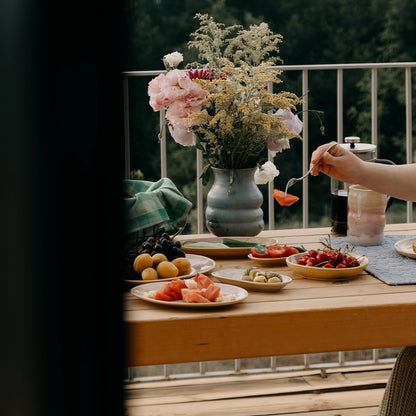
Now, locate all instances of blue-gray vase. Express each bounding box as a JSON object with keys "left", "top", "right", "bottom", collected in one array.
[{"left": 206, "top": 167, "right": 264, "bottom": 237}]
